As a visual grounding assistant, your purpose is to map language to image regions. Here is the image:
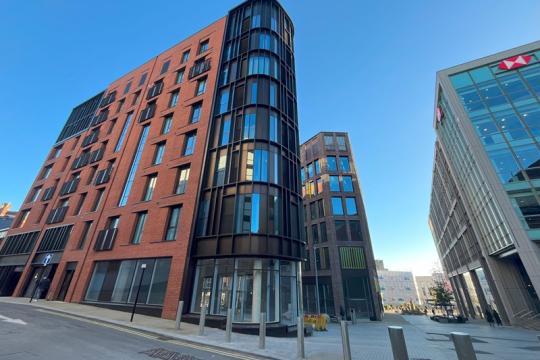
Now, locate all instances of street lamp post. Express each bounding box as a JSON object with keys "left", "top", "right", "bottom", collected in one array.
[
  {"left": 313, "top": 244, "right": 321, "bottom": 314},
  {"left": 130, "top": 263, "right": 147, "bottom": 322}
]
